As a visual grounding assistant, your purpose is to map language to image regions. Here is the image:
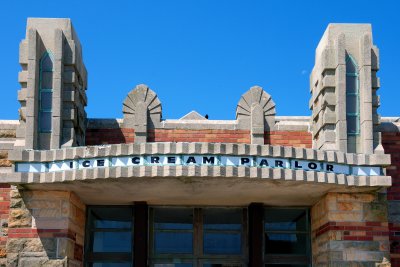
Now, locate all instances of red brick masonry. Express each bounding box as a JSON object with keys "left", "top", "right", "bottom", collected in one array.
[
  {"left": 86, "top": 128, "right": 313, "bottom": 148},
  {"left": 382, "top": 132, "right": 400, "bottom": 265}
]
